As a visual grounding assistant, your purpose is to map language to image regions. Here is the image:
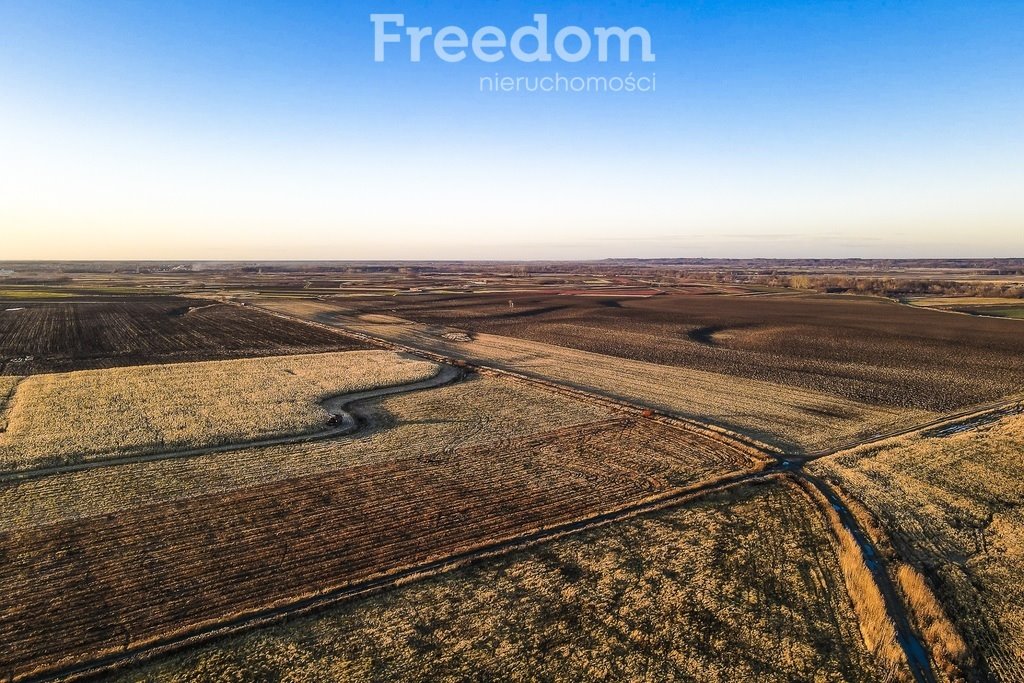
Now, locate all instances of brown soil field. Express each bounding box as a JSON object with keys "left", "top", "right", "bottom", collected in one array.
[
  {"left": 0, "top": 415, "right": 755, "bottom": 680},
  {"left": 0, "top": 299, "right": 367, "bottom": 375},
  {"left": 257, "top": 299, "right": 936, "bottom": 453},
  {"left": 810, "top": 413, "right": 1024, "bottom": 682},
  {"left": 110, "top": 480, "right": 882, "bottom": 683},
  {"left": 333, "top": 291, "right": 1024, "bottom": 412},
  {"left": 0, "top": 351, "right": 438, "bottom": 470}
]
